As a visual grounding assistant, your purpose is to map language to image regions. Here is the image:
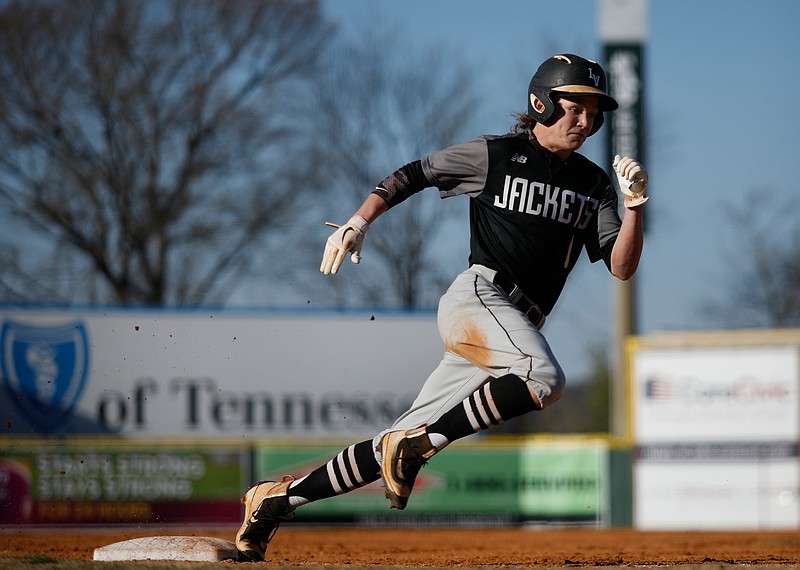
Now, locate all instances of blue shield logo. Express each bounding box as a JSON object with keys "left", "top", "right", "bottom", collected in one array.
[{"left": 1, "top": 320, "right": 90, "bottom": 432}]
